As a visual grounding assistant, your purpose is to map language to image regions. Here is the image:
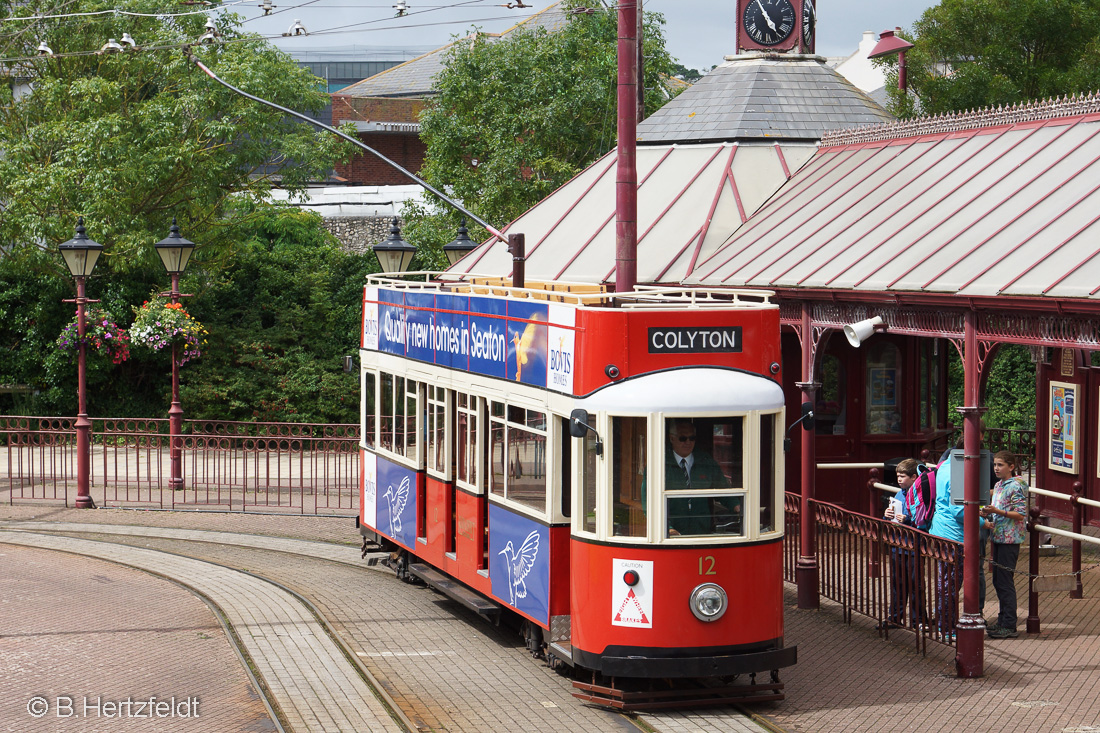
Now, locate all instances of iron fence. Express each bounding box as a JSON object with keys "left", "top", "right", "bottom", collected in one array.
[
  {"left": 1, "top": 416, "right": 360, "bottom": 515},
  {"left": 783, "top": 492, "right": 963, "bottom": 652}
]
